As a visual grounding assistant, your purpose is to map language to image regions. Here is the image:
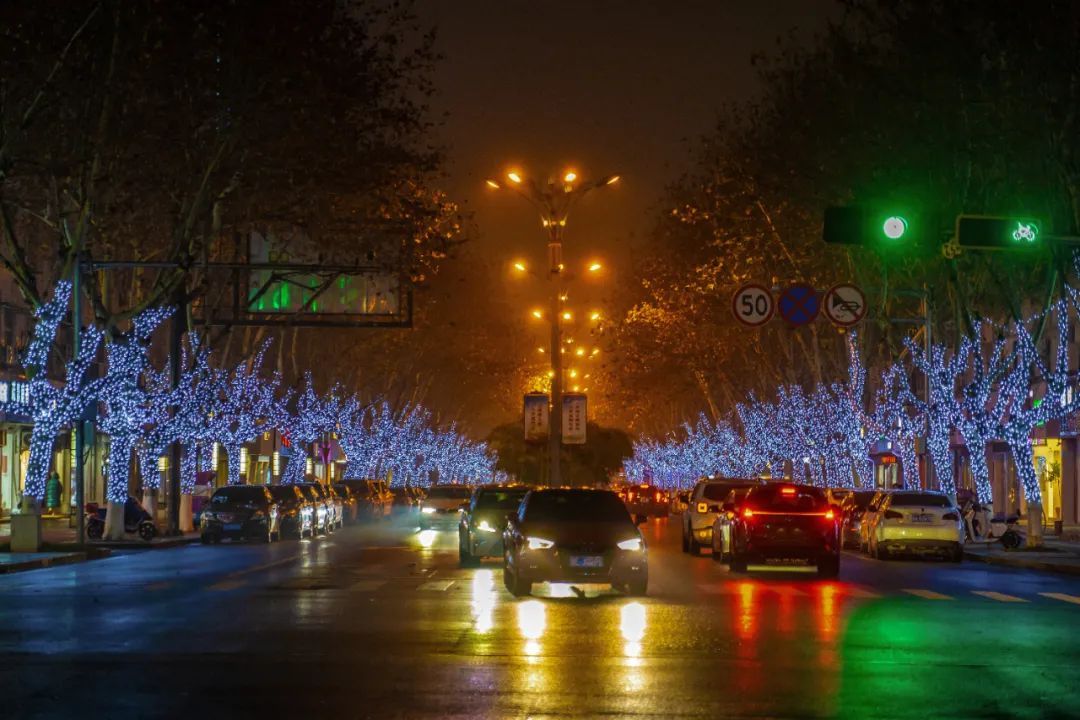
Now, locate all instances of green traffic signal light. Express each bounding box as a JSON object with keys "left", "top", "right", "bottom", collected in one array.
[{"left": 882, "top": 216, "right": 908, "bottom": 240}]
